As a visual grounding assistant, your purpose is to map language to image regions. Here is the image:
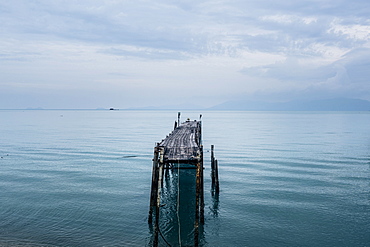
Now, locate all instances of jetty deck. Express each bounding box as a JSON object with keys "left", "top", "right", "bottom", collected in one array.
[{"left": 158, "top": 120, "right": 201, "bottom": 163}]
